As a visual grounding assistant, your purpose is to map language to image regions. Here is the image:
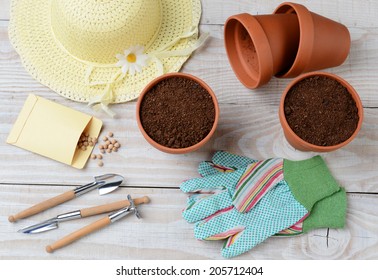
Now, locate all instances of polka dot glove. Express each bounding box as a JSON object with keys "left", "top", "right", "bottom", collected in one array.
[
  {"left": 180, "top": 151, "right": 341, "bottom": 258},
  {"left": 198, "top": 152, "right": 347, "bottom": 236}
]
